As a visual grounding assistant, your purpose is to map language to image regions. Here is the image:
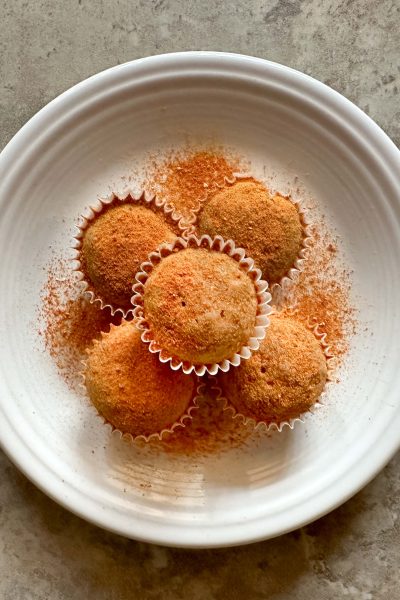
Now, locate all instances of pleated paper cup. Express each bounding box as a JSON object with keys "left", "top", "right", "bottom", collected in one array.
[
  {"left": 269, "top": 194, "right": 312, "bottom": 304},
  {"left": 71, "top": 190, "right": 191, "bottom": 317},
  {"left": 131, "top": 234, "right": 272, "bottom": 377}
]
